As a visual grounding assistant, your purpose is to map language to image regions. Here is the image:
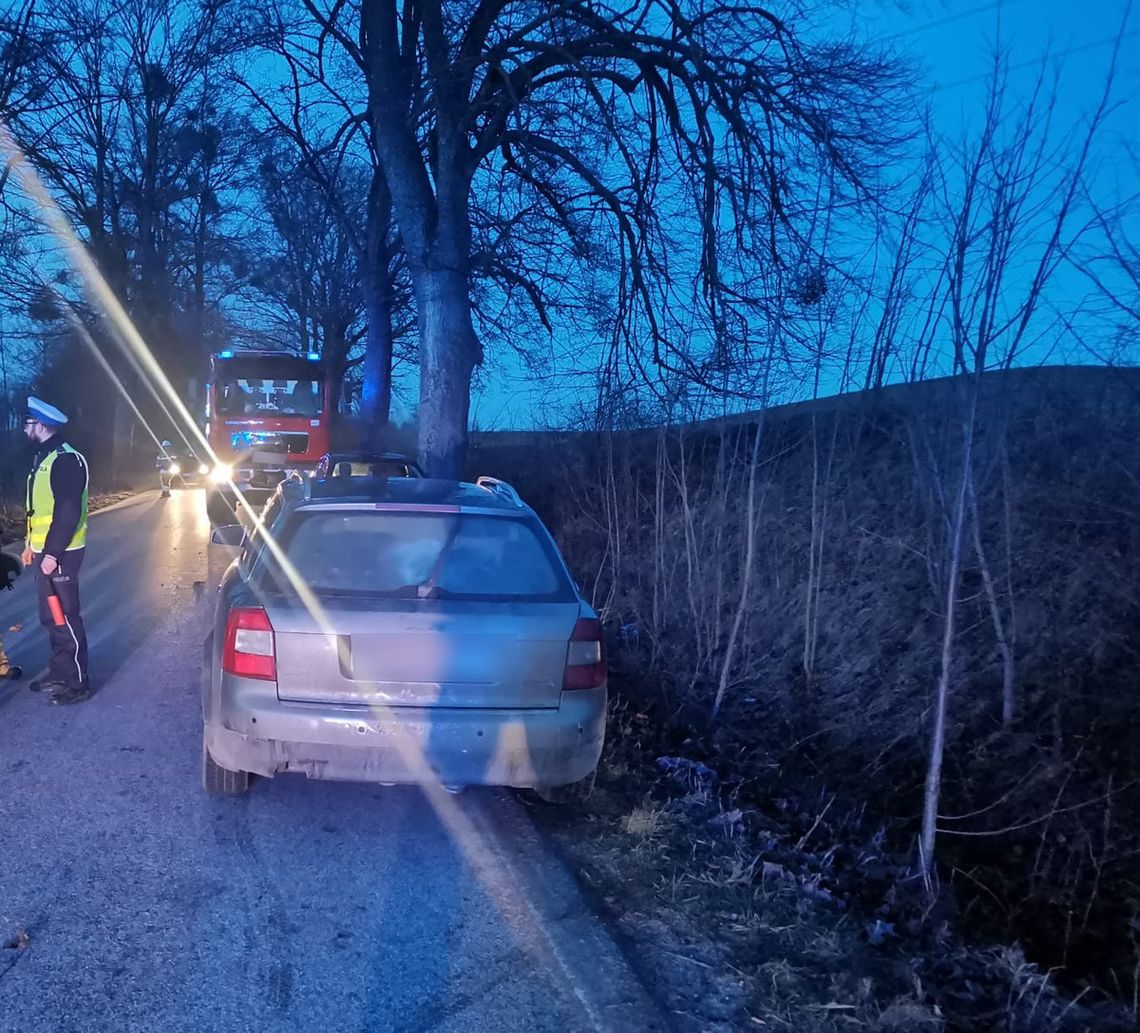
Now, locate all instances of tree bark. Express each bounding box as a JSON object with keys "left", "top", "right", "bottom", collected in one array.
[
  {"left": 919, "top": 384, "right": 979, "bottom": 883},
  {"left": 413, "top": 264, "right": 478, "bottom": 477},
  {"left": 712, "top": 419, "right": 764, "bottom": 723},
  {"left": 322, "top": 316, "right": 348, "bottom": 422},
  {"left": 968, "top": 469, "right": 1017, "bottom": 726},
  {"left": 361, "top": 0, "right": 479, "bottom": 476},
  {"left": 111, "top": 386, "right": 135, "bottom": 488},
  {"left": 360, "top": 172, "right": 393, "bottom": 446}
]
